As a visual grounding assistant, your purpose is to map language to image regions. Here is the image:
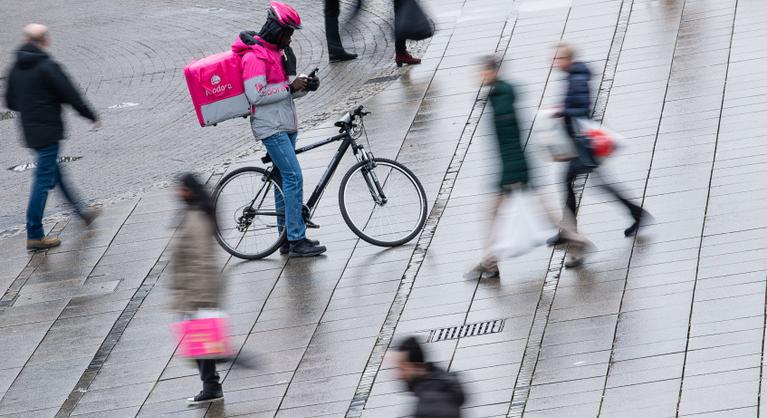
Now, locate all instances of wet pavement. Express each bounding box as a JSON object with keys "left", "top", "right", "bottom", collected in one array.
[
  {"left": 0, "top": 0, "right": 414, "bottom": 234},
  {"left": 1, "top": 0, "right": 767, "bottom": 416}
]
